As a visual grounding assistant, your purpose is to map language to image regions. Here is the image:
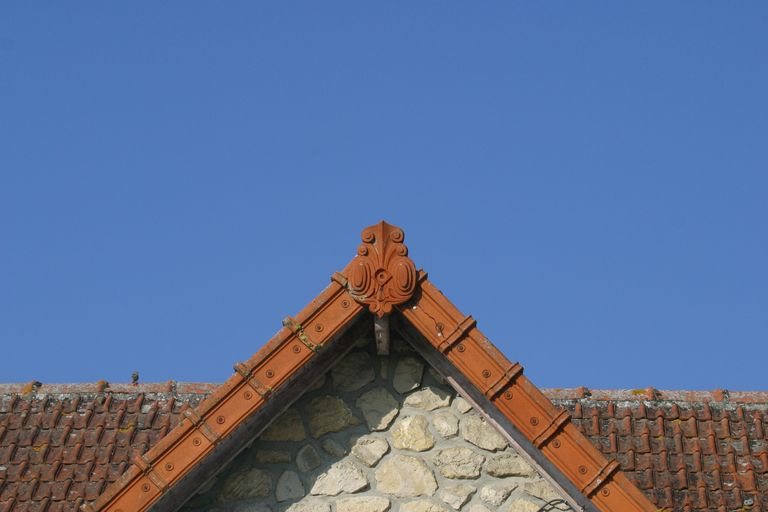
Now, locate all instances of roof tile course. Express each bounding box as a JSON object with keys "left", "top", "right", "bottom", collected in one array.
[
  {"left": 0, "top": 386, "right": 208, "bottom": 512},
  {"left": 2, "top": 385, "right": 766, "bottom": 511}
]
